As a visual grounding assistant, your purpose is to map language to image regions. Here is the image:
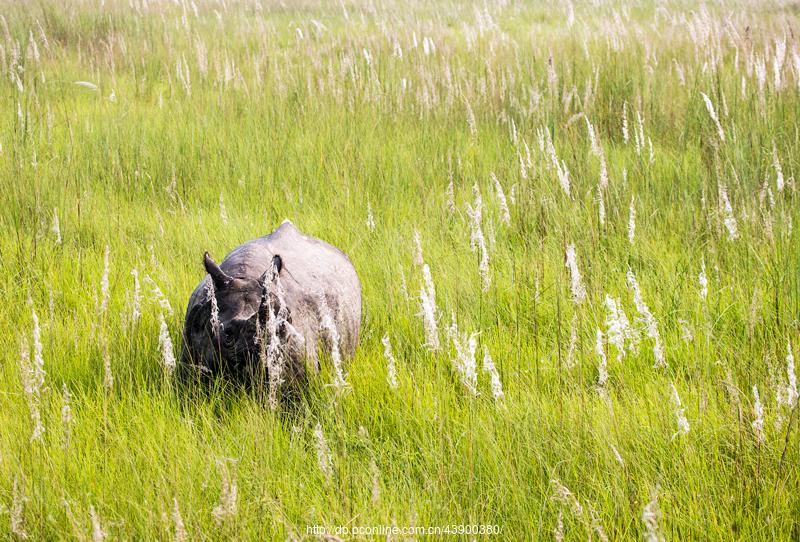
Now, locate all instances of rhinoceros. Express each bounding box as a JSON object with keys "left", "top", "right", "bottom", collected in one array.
[{"left": 180, "top": 220, "right": 361, "bottom": 390}]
